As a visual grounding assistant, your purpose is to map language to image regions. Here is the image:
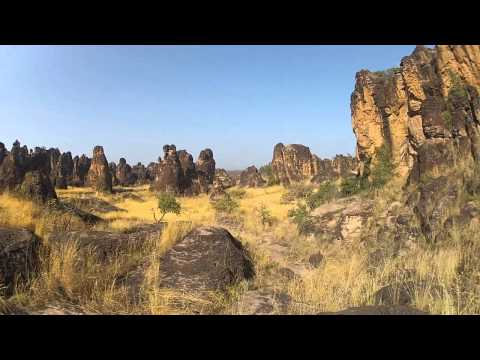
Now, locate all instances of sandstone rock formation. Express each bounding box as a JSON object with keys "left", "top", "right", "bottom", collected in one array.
[
  {"left": 214, "top": 168, "right": 235, "bottom": 189},
  {"left": 132, "top": 162, "right": 150, "bottom": 185},
  {"left": 86, "top": 146, "right": 113, "bottom": 193},
  {"left": 150, "top": 145, "right": 217, "bottom": 196},
  {"left": 0, "top": 141, "right": 57, "bottom": 202},
  {"left": 54, "top": 151, "right": 74, "bottom": 189},
  {"left": 72, "top": 155, "right": 91, "bottom": 186},
  {"left": 239, "top": 166, "right": 266, "bottom": 188},
  {"left": 177, "top": 150, "right": 198, "bottom": 195},
  {"left": 196, "top": 148, "right": 215, "bottom": 192},
  {"left": 116, "top": 158, "right": 137, "bottom": 186},
  {"left": 158, "top": 227, "right": 254, "bottom": 293},
  {"left": 351, "top": 45, "right": 480, "bottom": 182},
  {"left": 0, "top": 142, "right": 7, "bottom": 167},
  {"left": 272, "top": 143, "right": 357, "bottom": 185},
  {"left": 150, "top": 145, "right": 183, "bottom": 194},
  {"left": 0, "top": 228, "right": 40, "bottom": 295}
]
